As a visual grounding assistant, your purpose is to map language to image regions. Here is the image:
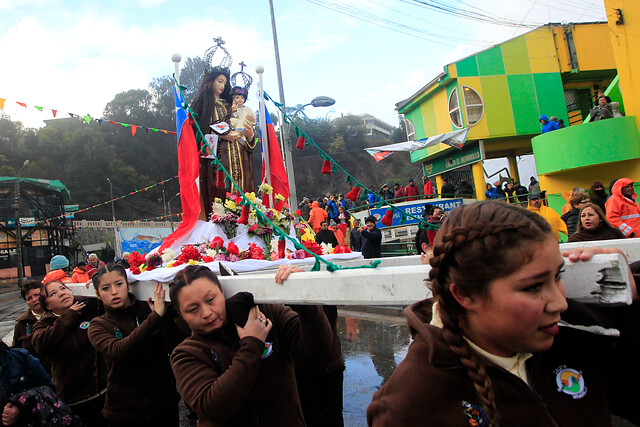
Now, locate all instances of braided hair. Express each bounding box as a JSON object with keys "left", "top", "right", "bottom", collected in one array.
[{"left": 428, "top": 201, "right": 551, "bottom": 426}]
